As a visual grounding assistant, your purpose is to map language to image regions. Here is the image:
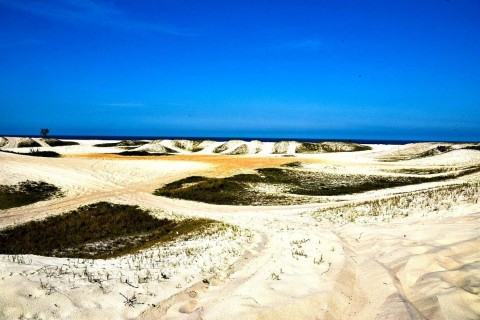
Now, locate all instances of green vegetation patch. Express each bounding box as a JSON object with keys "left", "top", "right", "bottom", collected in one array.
[
  {"left": 94, "top": 140, "right": 148, "bottom": 148},
  {"left": 0, "top": 202, "right": 215, "bottom": 258},
  {"left": 0, "top": 181, "right": 63, "bottom": 210},
  {"left": 281, "top": 161, "right": 303, "bottom": 168},
  {"left": 213, "top": 142, "right": 230, "bottom": 153},
  {"left": 0, "top": 149, "right": 61, "bottom": 158},
  {"left": 155, "top": 174, "right": 289, "bottom": 205},
  {"left": 464, "top": 145, "right": 480, "bottom": 151},
  {"left": 295, "top": 142, "right": 372, "bottom": 153},
  {"left": 117, "top": 150, "right": 154, "bottom": 156},
  {"left": 42, "top": 138, "right": 79, "bottom": 147},
  {"left": 154, "top": 166, "right": 480, "bottom": 205},
  {"left": 229, "top": 144, "right": 248, "bottom": 155},
  {"left": 94, "top": 142, "right": 120, "bottom": 147},
  {"left": 386, "top": 167, "right": 453, "bottom": 175},
  {"left": 172, "top": 140, "right": 205, "bottom": 151},
  {"left": 28, "top": 149, "right": 61, "bottom": 157},
  {"left": 17, "top": 140, "right": 41, "bottom": 148}
]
